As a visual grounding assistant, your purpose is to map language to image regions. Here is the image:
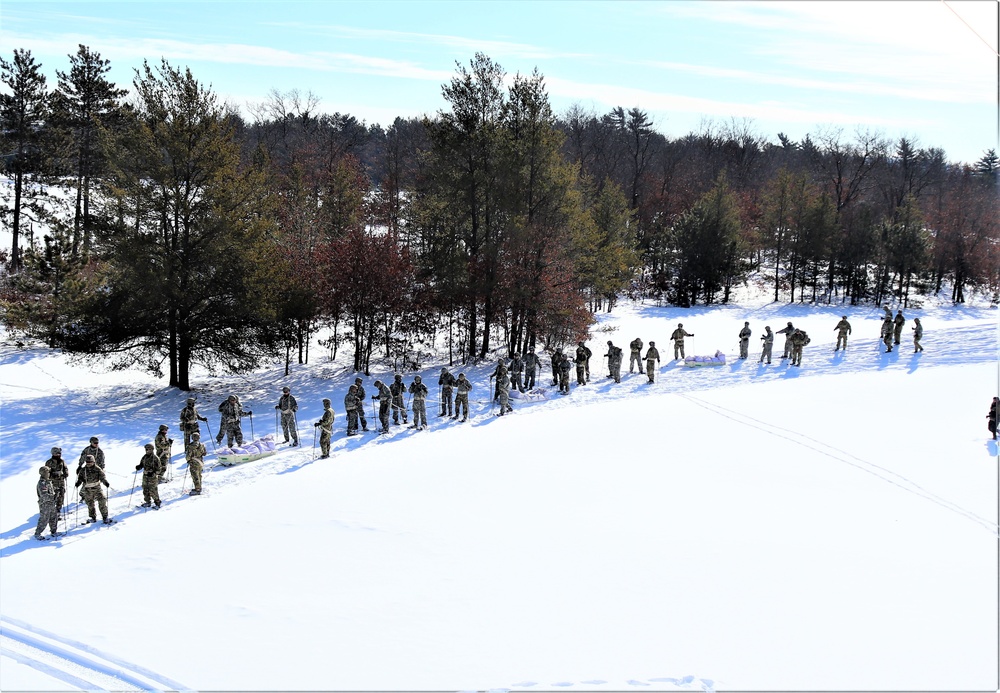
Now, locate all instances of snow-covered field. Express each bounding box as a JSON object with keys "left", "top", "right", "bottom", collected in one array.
[{"left": 1, "top": 294, "right": 997, "bottom": 692}]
